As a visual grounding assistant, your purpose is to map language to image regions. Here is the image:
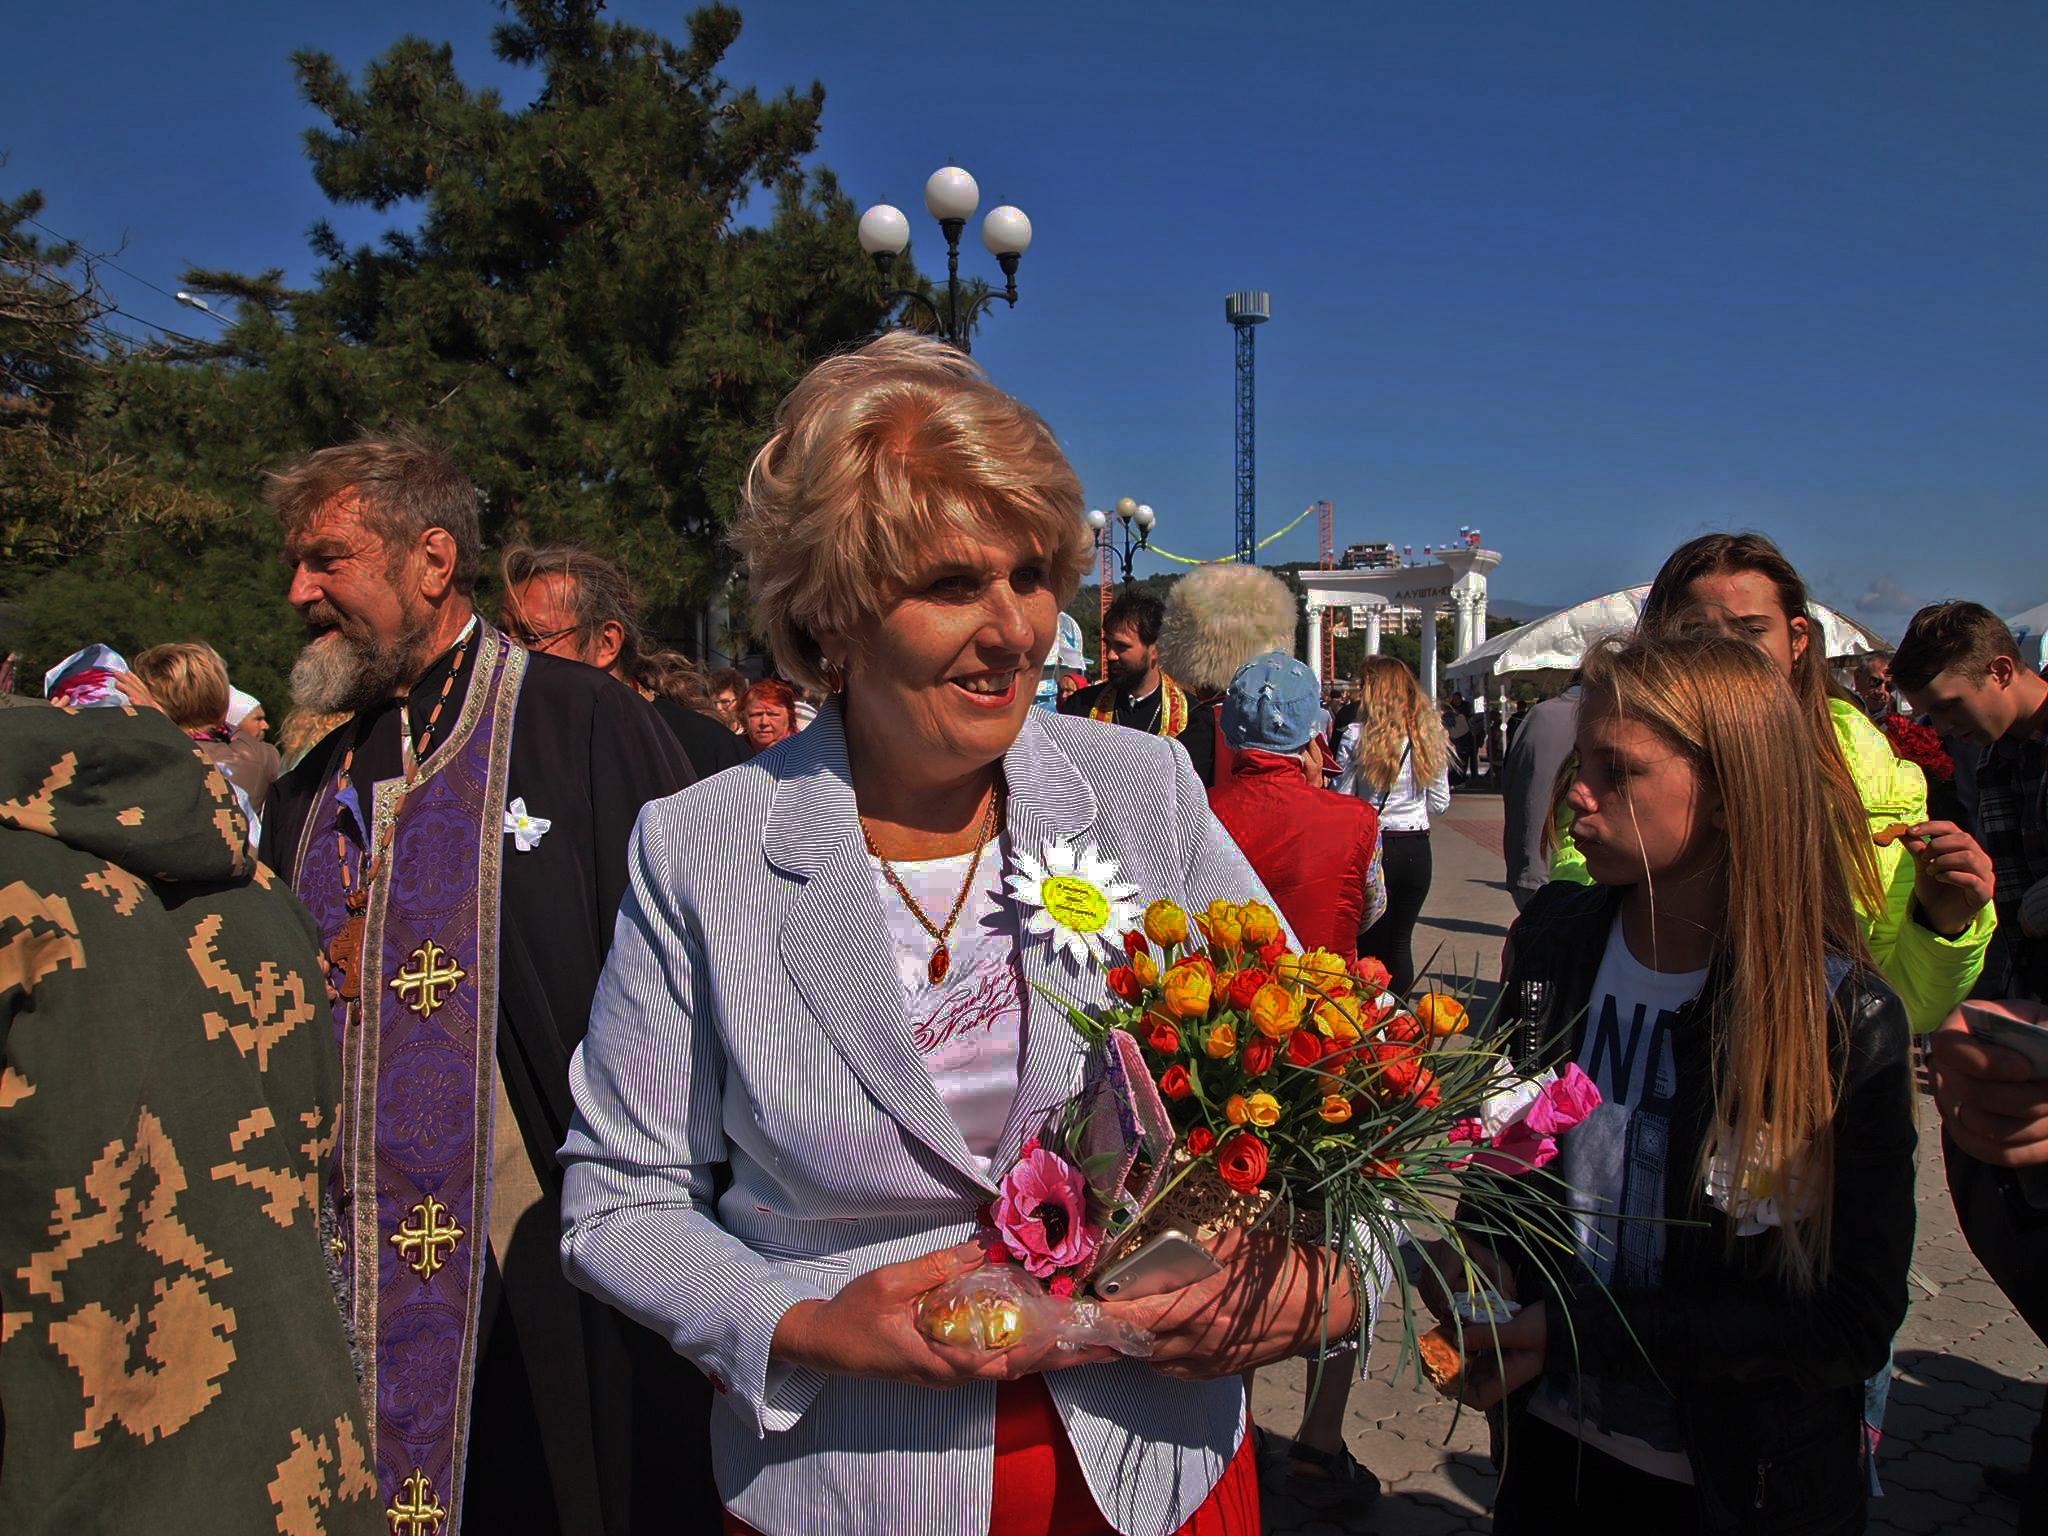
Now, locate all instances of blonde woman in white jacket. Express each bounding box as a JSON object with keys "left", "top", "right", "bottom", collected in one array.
[{"left": 1335, "top": 657, "right": 1451, "bottom": 994}]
